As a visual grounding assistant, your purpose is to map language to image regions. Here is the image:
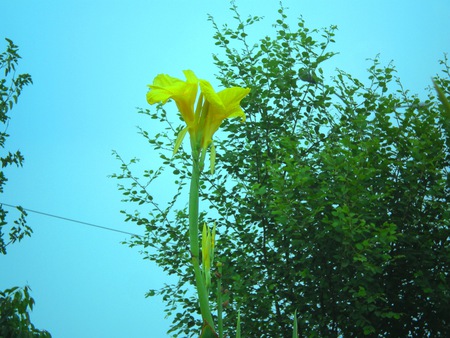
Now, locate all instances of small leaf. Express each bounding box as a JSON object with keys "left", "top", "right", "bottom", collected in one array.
[
  {"left": 292, "top": 310, "right": 298, "bottom": 338},
  {"left": 210, "top": 142, "right": 216, "bottom": 175},
  {"left": 173, "top": 126, "right": 189, "bottom": 155},
  {"left": 236, "top": 311, "right": 241, "bottom": 338}
]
